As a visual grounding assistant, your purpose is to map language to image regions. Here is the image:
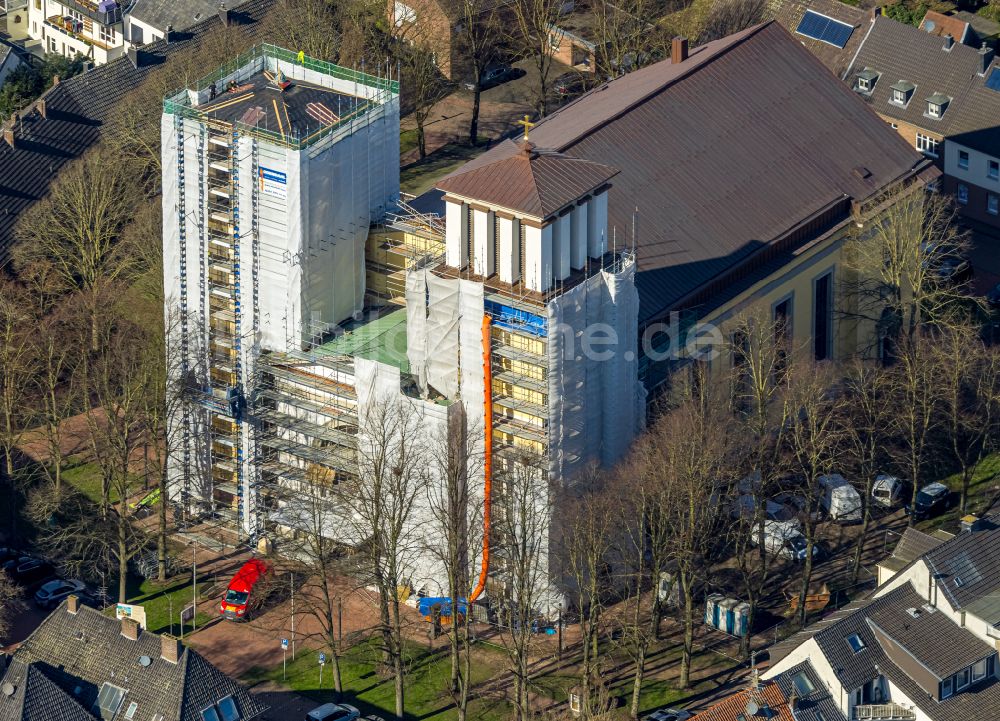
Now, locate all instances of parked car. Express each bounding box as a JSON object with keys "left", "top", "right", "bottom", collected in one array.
[
  {"left": 2, "top": 557, "right": 54, "bottom": 585},
  {"left": 306, "top": 703, "right": 361, "bottom": 721},
  {"left": 730, "top": 495, "right": 796, "bottom": 522},
  {"left": 220, "top": 558, "right": 272, "bottom": 620},
  {"left": 871, "top": 474, "right": 906, "bottom": 509},
  {"left": 34, "top": 578, "right": 88, "bottom": 609},
  {"left": 910, "top": 482, "right": 951, "bottom": 520},
  {"left": 819, "top": 474, "right": 862, "bottom": 523},
  {"left": 645, "top": 708, "right": 692, "bottom": 721},
  {"left": 463, "top": 64, "right": 519, "bottom": 91}
]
